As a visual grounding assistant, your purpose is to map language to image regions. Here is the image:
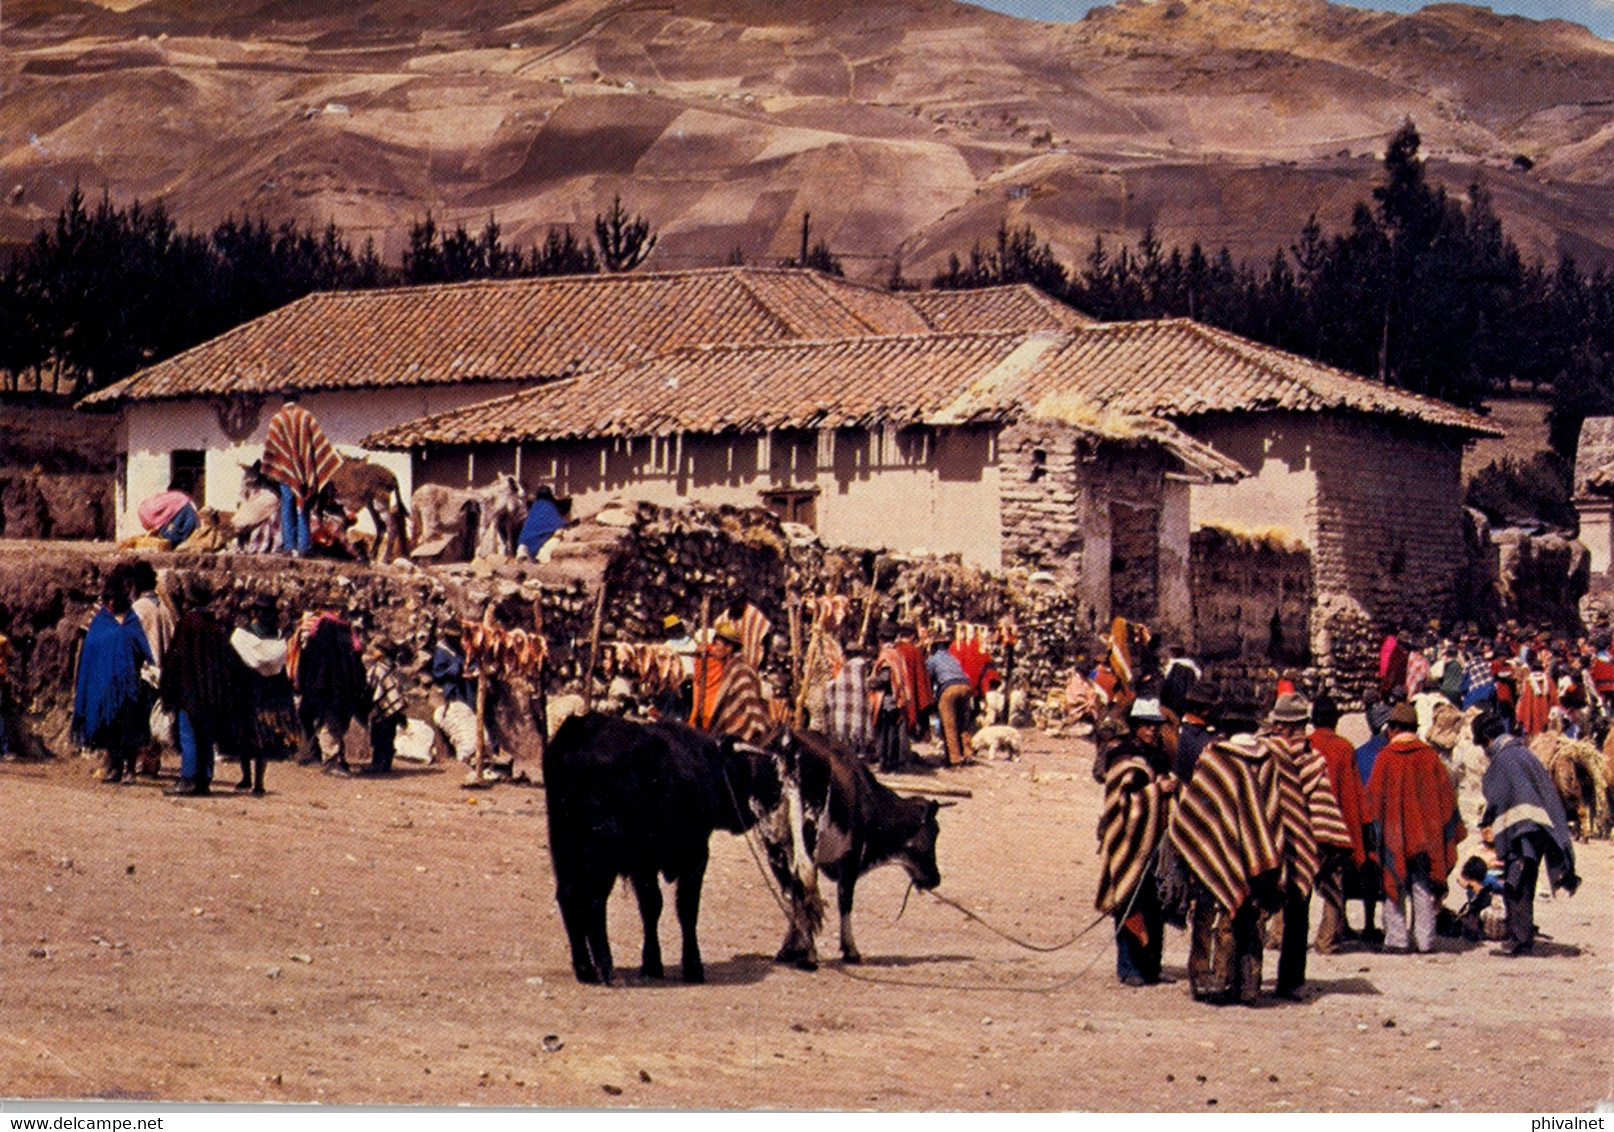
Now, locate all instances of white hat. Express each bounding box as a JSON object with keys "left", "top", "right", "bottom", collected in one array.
[{"left": 1129, "top": 697, "right": 1166, "bottom": 724}]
